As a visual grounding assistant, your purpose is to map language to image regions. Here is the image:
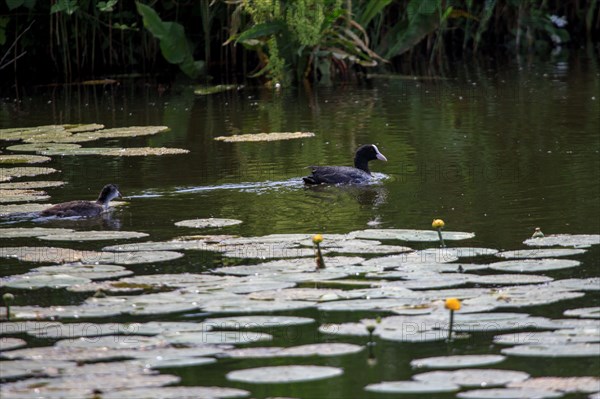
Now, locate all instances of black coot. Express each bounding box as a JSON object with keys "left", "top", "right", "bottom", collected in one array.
[
  {"left": 40, "top": 184, "right": 122, "bottom": 217},
  {"left": 303, "top": 144, "right": 387, "bottom": 185}
]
